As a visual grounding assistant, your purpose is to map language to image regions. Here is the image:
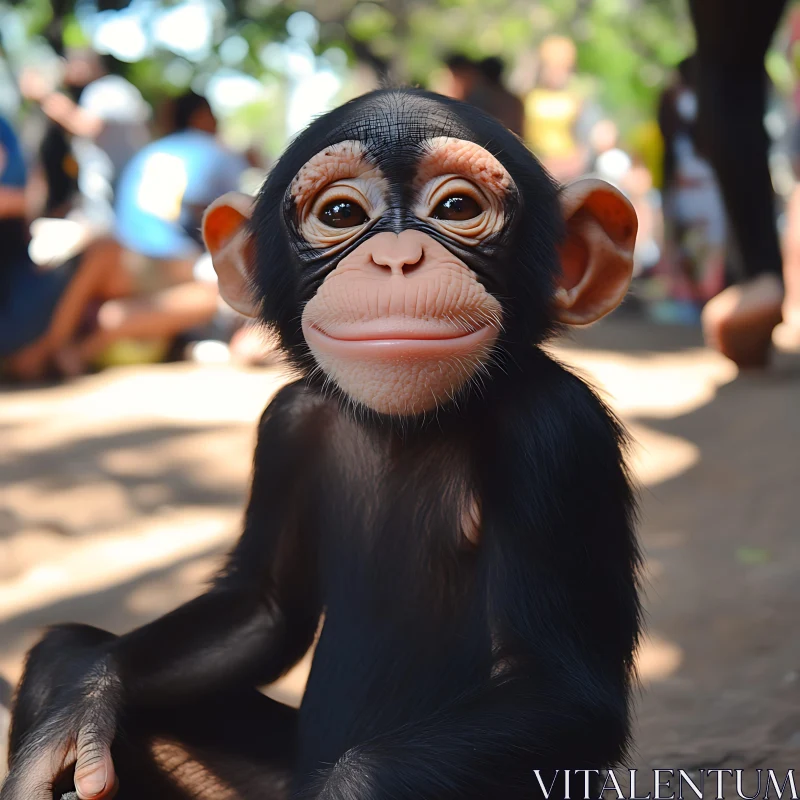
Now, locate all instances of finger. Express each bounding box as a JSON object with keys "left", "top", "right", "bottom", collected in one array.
[
  {"left": 74, "top": 726, "right": 115, "bottom": 800},
  {"left": 0, "top": 752, "right": 58, "bottom": 800}
]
